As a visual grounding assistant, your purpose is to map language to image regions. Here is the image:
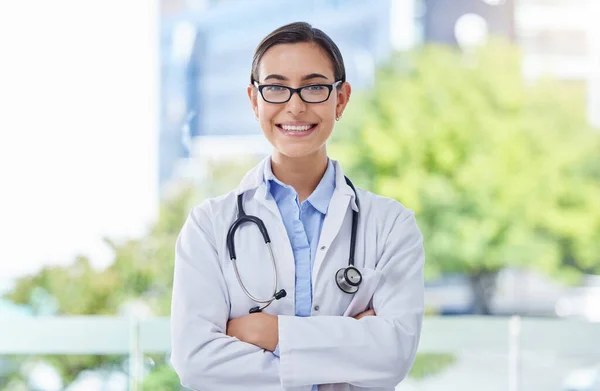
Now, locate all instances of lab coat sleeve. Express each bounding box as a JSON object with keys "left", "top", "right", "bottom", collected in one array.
[
  {"left": 278, "top": 208, "right": 425, "bottom": 388},
  {"left": 170, "top": 204, "right": 284, "bottom": 391}
]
